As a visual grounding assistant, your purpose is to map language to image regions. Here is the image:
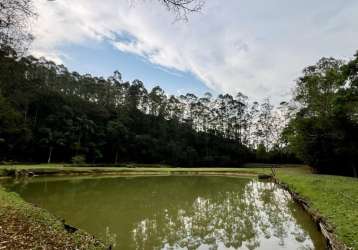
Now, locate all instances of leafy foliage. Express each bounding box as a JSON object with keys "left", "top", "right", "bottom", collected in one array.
[
  {"left": 286, "top": 53, "right": 358, "bottom": 176},
  {"left": 0, "top": 48, "right": 294, "bottom": 166}
]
